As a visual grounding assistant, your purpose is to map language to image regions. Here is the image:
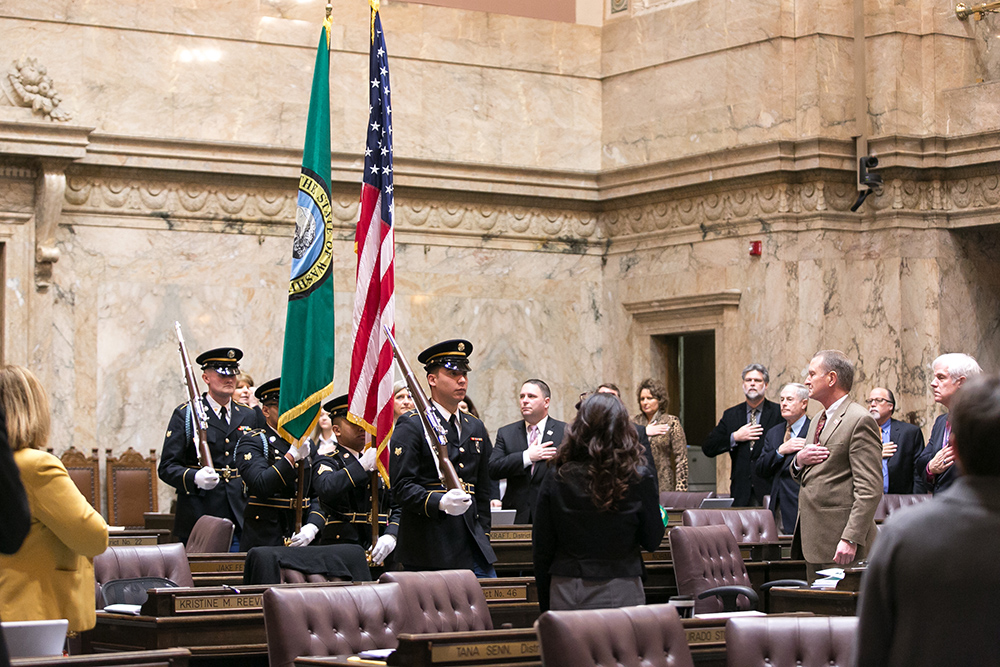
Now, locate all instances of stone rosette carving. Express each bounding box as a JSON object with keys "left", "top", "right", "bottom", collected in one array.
[{"left": 4, "top": 58, "right": 72, "bottom": 122}]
